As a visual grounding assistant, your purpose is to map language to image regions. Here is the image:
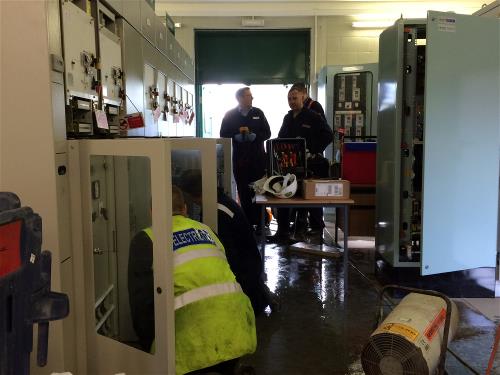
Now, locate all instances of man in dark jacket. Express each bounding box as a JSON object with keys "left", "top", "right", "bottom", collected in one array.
[
  {"left": 220, "top": 87, "right": 271, "bottom": 227},
  {"left": 269, "top": 87, "right": 333, "bottom": 242},
  {"left": 291, "top": 82, "right": 327, "bottom": 121}
]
